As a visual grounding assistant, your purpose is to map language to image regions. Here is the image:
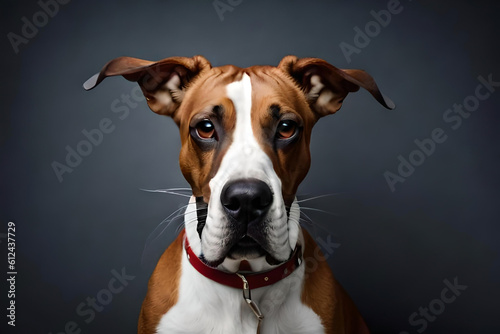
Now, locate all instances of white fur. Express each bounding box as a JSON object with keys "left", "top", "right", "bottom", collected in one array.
[
  {"left": 155, "top": 74, "right": 181, "bottom": 106},
  {"left": 309, "top": 74, "right": 336, "bottom": 112}
]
